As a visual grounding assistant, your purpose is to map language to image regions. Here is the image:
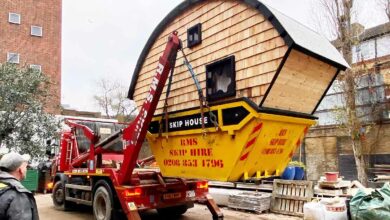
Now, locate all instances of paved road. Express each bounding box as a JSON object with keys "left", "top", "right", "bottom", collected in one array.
[{"left": 36, "top": 194, "right": 300, "bottom": 220}]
